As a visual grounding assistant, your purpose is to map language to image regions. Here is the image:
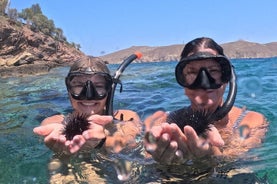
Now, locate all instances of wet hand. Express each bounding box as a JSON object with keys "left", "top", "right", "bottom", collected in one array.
[
  {"left": 144, "top": 122, "right": 225, "bottom": 164},
  {"left": 65, "top": 114, "right": 113, "bottom": 154},
  {"left": 33, "top": 123, "right": 68, "bottom": 154},
  {"left": 144, "top": 123, "right": 189, "bottom": 164},
  {"left": 183, "top": 125, "right": 224, "bottom": 157}
]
